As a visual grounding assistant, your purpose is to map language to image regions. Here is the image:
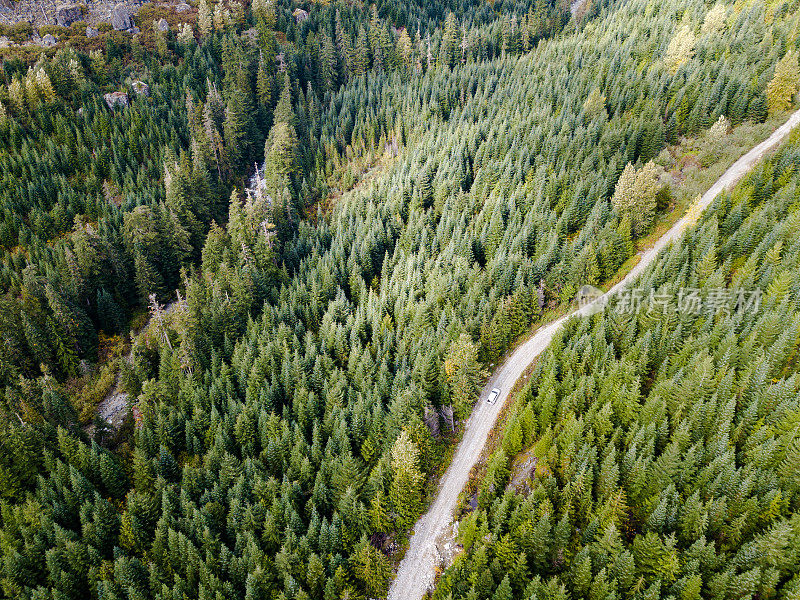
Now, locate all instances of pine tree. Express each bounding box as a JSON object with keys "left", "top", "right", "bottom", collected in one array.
[
  {"left": 390, "top": 430, "right": 424, "bottom": 529},
  {"left": 224, "top": 87, "right": 255, "bottom": 173},
  {"left": 198, "top": 0, "right": 213, "bottom": 36},
  {"left": 492, "top": 575, "right": 513, "bottom": 600},
  {"left": 368, "top": 489, "right": 392, "bottom": 532},
  {"left": 701, "top": 3, "right": 727, "bottom": 36},
  {"left": 263, "top": 80, "right": 299, "bottom": 199},
  {"left": 351, "top": 536, "right": 391, "bottom": 597},
  {"left": 444, "top": 334, "right": 487, "bottom": 418},
  {"left": 178, "top": 23, "right": 195, "bottom": 46}
]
